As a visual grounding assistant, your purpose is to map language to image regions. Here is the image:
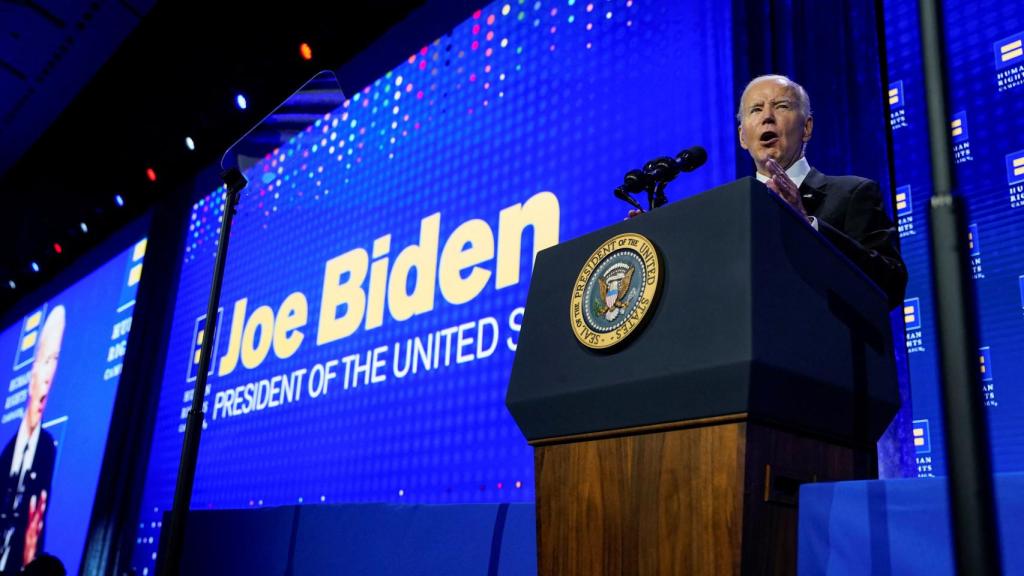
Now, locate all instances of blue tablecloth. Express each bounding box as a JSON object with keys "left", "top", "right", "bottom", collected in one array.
[{"left": 799, "top": 473, "right": 1023, "bottom": 575}]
